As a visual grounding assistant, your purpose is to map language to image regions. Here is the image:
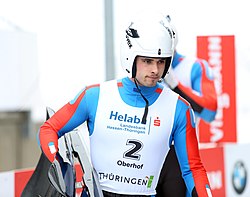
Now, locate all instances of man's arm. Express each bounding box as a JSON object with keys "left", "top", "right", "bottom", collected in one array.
[
  {"left": 167, "top": 59, "right": 217, "bottom": 123},
  {"left": 38, "top": 87, "right": 90, "bottom": 162},
  {"left": 172, "top": 96, "right": 212, "bottom": 196}
]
